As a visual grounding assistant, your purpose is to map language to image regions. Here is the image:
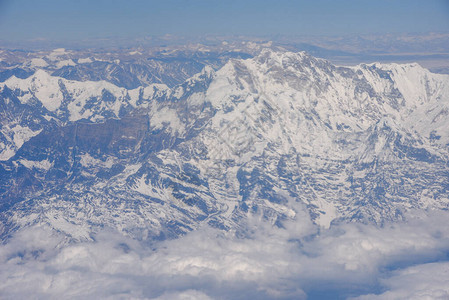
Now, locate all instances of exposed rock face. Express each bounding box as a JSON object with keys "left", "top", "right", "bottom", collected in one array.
[{"left": 1, "top": 49, "right": 449, "bottom": 240}]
